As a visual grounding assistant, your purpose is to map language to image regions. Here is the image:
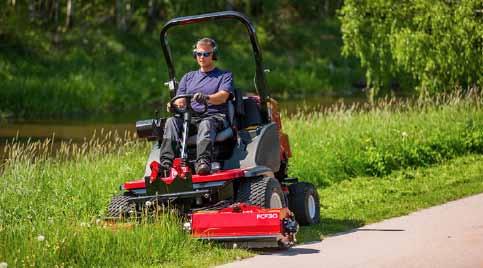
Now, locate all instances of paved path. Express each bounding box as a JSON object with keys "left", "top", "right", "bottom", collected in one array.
[{"left": 220, "top": 193, "right": 483, "bottom": 268}]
